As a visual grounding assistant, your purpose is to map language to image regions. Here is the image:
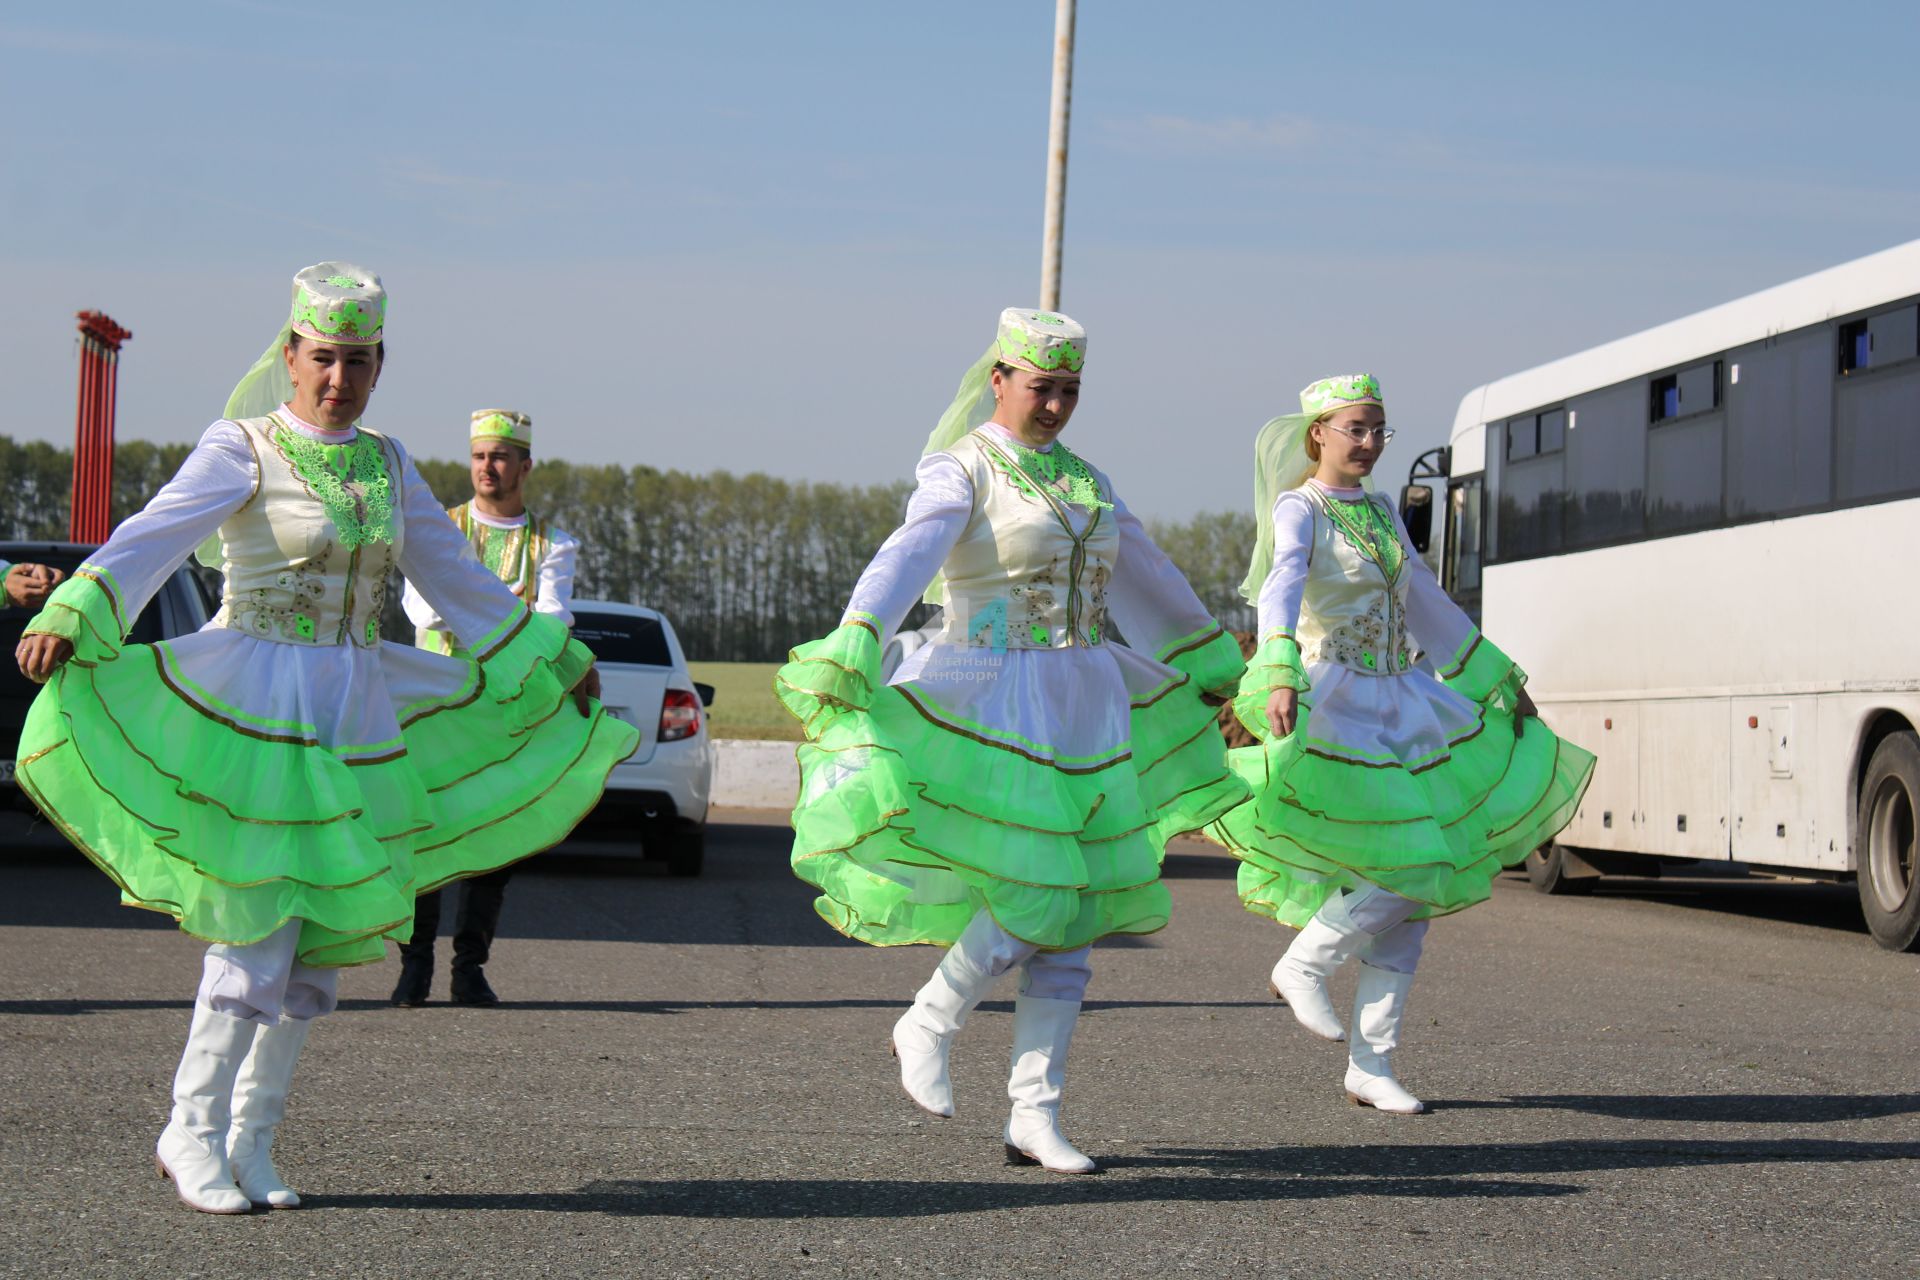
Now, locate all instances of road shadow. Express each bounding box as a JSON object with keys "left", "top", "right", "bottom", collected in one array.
[
  {"left": 312, "top": 1172, "right": 1577, "bottom": 1218},
  {"left": 1160, "top": 847, "right": 1238, "bottom": 880},
  {"left": 1111, "top": 1136, "right": 1920, "bottom": 1180},
  {"left": 1497, "top": 867, "right": 1872, "bottom": 938},
  {"left": 1435, "top": 1092, "right": 1920, "bottom": 1124},
  {"left": 0, "top": 995, "right": 1275, "bottom": 1018},
  {"left": 310, "top": 1131, "right": 1920, "bottom": 1218}
]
